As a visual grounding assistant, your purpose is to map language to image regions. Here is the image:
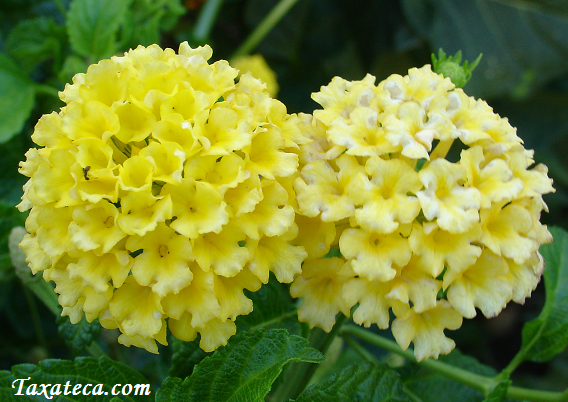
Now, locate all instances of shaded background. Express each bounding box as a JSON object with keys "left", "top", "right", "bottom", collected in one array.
[{"left": 1, "top": 0, "right": 567, "bottom": 395}]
